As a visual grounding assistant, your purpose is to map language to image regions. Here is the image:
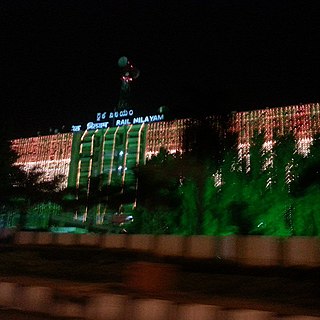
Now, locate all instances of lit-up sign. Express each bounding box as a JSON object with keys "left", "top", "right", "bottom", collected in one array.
[{"left": 71, "top": 108, "right": 164, "bottom": 132}]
